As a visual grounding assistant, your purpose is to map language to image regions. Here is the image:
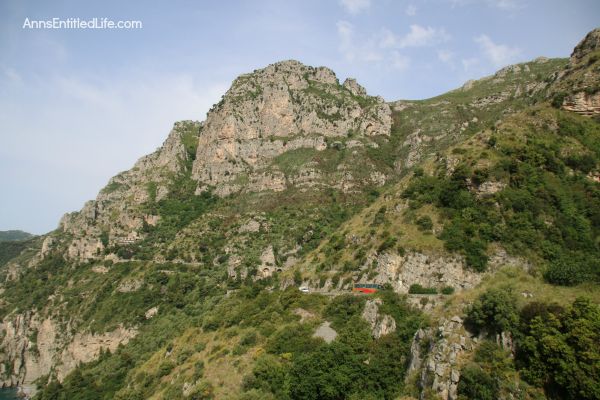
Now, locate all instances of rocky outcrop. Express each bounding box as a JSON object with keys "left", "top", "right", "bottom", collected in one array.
[
  {"left": 562, "top": 91, "right": 600, "bottom": 116},
  {"left": 58, "top": 121, "right": 200, "bottom": 261},
  {"left": 368, "top": 251, "right": 481, "bottom": 294},
  {"left": 258, "top": 245, "right": 277, "bottom": 277},
  {"left": 411, "top": 316, "right": 474, "bottom": 400},
  {"left": 0, "top": 313, "right": 136, "bottom": 387},
  {"left": 364, "top": 248, "right": 527, "bottom": 295},
  {"left": 55, "top": 325, "right": 136, "bottom": 381},
  {"left": 570, "top": 28, "right": 600, "bottom": 66},
  {"left": 192, "top": 60, "right": 391, "bottom": 196},
  {"left": 555, "top": 28, "right": 600, "bottom": 117},
  {"left": 361, "top": 299, "right": 396, "bottom": 339},
  {"left": 475, "top": 180, "right": 507, "bottom": 198}
]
